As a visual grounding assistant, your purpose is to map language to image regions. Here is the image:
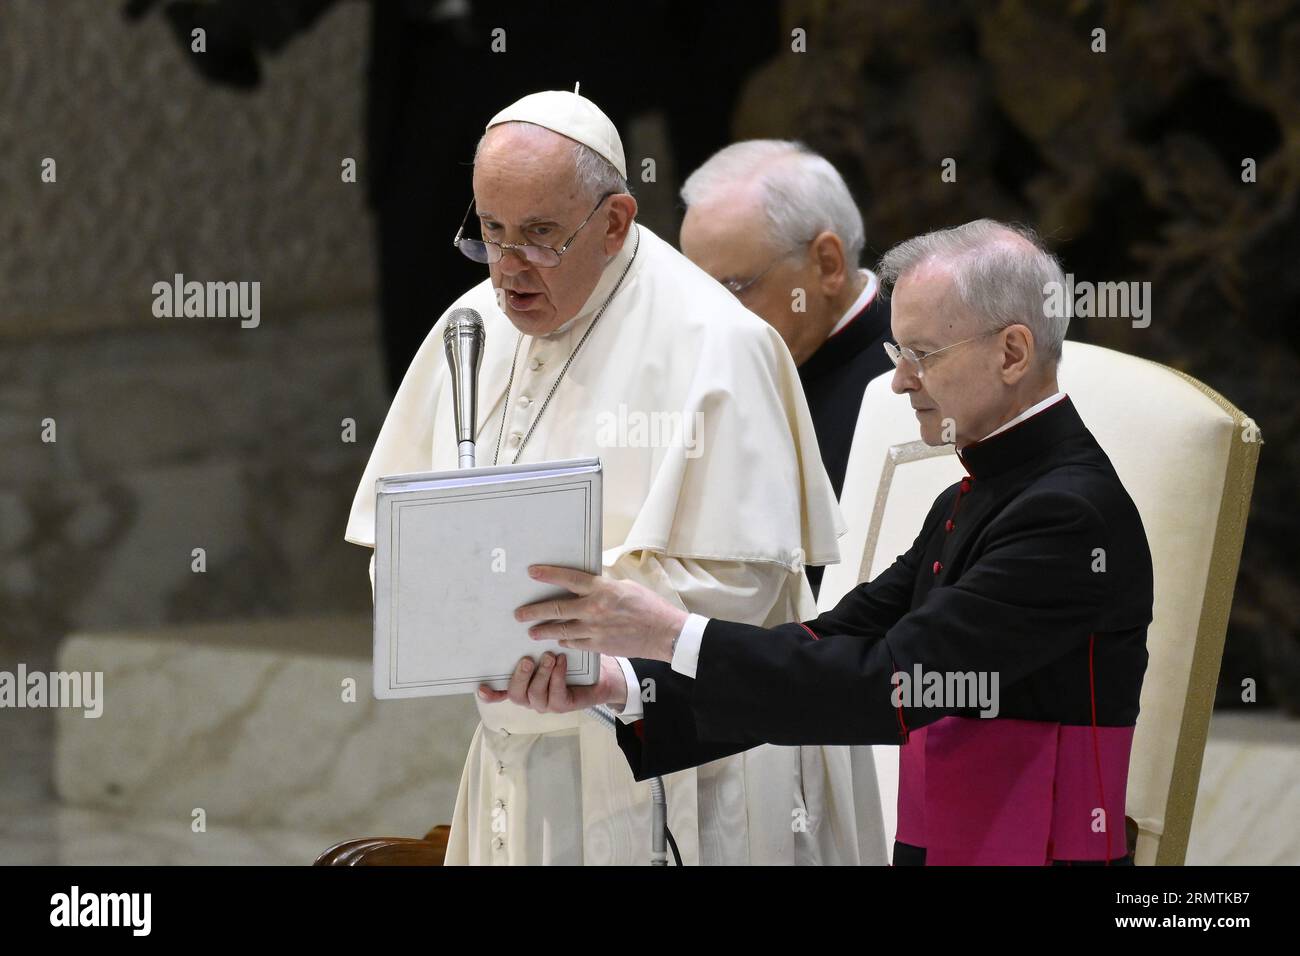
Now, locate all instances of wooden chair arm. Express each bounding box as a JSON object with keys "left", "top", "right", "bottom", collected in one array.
[{"left": 314, "top": 825, "right": 451, "bottom": 866}]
